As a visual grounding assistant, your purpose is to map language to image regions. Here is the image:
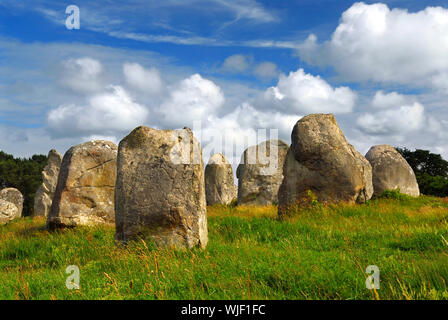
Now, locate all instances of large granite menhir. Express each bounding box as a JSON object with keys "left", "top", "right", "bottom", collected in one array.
[
  {"left": 47, "top": 140, "right": 117, "bottom": 228},
  {"left": 279, "top": 114, "right": 373, "bottom": 216},
  {"left": 34, "top": 149, "right": 62, "bottom": 217},
  {"left": 0, "top": 199, "right": 20, "bottom": 225},
  {"left": 237, "top": 139, "right": 288, "bottom": 206},
  {"left": 205, "top": 153, "right": 237, "bottom": 205},
  {"left": 365, "top": 145, "right": 420, "bottom": 197},
  {"left": 0, "top": 188, "right": 24, "bottom": 217},
  {"left": 114, "top": 126, "right": 208, "bottom": 249}
]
